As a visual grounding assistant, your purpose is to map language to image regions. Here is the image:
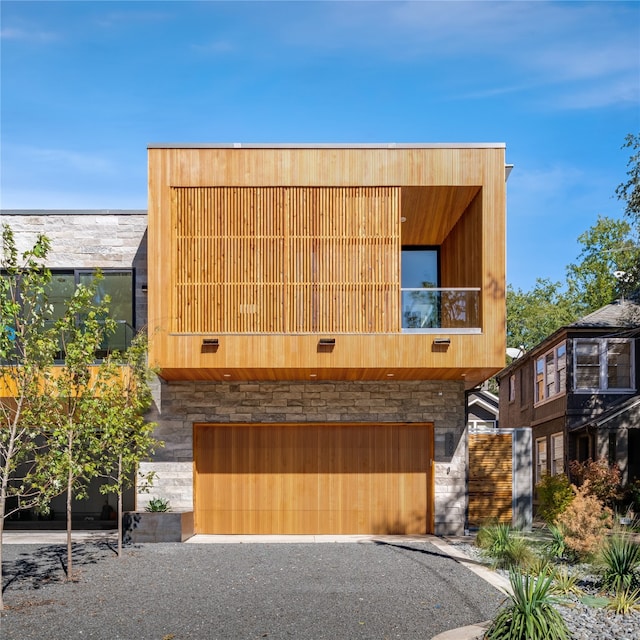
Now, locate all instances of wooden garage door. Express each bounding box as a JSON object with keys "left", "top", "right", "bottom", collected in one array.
[
  {"left": 468, "top": 432, "right": 513, "bottom": 527},
  {"left": 194, "top": 423, "right": 433, "bottom": 535}
]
